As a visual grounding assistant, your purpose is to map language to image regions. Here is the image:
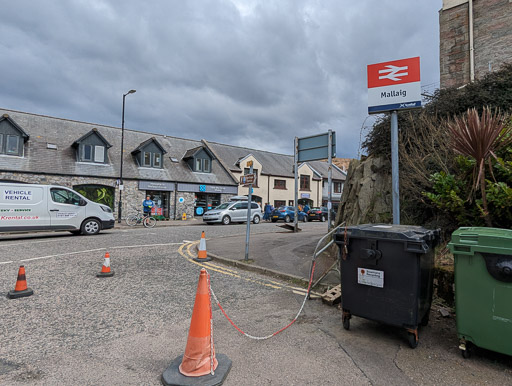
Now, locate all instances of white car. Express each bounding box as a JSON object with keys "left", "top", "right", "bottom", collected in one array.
[
  {"left": 203, "top": 201, "right": 262, "bottom": 225},
  {"left": 0, "top": 183, "right": 115, "bottom": 235}
]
